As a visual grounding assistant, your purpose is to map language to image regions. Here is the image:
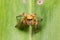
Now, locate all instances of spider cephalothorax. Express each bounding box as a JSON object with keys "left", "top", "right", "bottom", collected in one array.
[{"left": 22, "top": 13, "right": 37, "bottom": 26}]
